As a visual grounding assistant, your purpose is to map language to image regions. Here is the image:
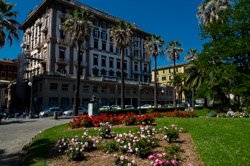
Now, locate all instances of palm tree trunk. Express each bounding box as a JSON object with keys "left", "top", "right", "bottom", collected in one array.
[
  {"left": 154, "top": 55, "right": 158, "bottom": 108},
  {"left": 73, "top": 41, "right": 81, "bottom": 116},
  {"left": 192, "top": 88, "right": 195, "bottom": 107},
  {"left": 121, "top": 48, "right": 125, "bottom": 109},
  {"left": 173, "top": 52, "right": 176, "bottom": 109}
]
